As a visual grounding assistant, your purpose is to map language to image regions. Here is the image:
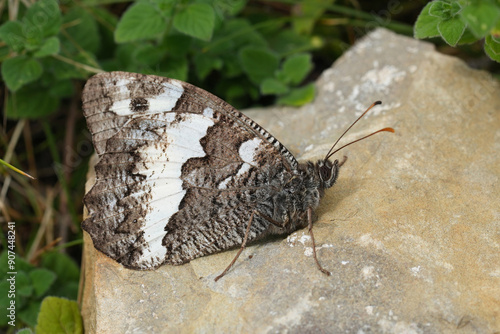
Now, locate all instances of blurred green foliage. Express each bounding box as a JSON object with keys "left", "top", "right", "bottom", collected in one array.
[
  {"left": 0, "top": 251, "right": 79, "bottom": 328},
  {"left": 0, "top": 0, "right": 340, "bottom": 119},
  {"left": 414, "top": 0, "right": 500, "bottom": 61}
]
